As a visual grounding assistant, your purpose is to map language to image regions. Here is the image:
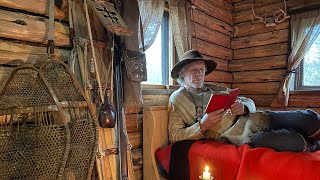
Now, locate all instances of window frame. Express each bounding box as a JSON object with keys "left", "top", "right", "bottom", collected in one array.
[
  {"left": 291, "top": 10, "right": 320, "bottom": 92},
  {"left": 294, "top": 58, "right": 320, "bottom": 91},
  {"left": 143, "top": 4, "right": 176, "bottom": 86},
  {"left": 161, "top": 10, "right": 170, "bottom": 85}
]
